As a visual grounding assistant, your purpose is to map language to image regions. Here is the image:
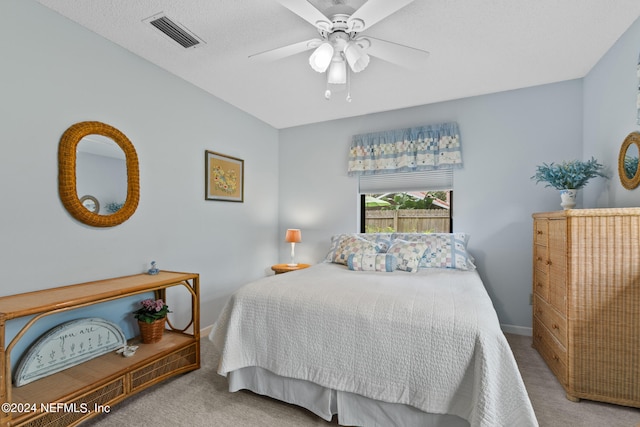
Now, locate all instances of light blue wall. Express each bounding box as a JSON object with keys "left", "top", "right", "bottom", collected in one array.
[
  {"left": 0, "top": 0, "right": 280, "bottom": 357},
  {"left": 583, "top": 16, "right": 640, "bottom": 207},
  {"left": 278, "top": 15, "right": 640, "bottom": 332},
  {"left": 3, "top": 0, "right": 638, "bottom": 349},
  {"left": 279, "top": 81, "right": 584, "bottom": 331}
]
